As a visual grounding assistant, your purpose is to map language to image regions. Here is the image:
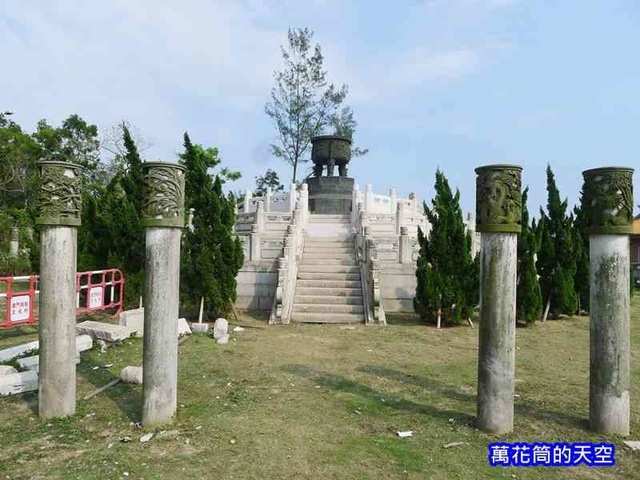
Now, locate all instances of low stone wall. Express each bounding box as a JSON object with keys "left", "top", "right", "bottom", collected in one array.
[
  {"left": 235, "top": 263, "right": 277, "bottom": 310},
  {"left": 379, "top": 264, "right": 416, "bottom": 312}
]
